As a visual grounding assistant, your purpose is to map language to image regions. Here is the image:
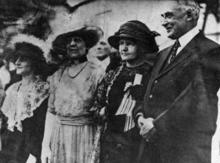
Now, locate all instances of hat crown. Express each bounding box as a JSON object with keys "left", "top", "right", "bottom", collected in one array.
[
  {"left": 108, "top": 20, "right": 159, "bottom": 53},
  {"left": 115, "top": 20, "right": 155, "bottom": 40},
  {"left": 14, "top": 42, "right": 47, "bottom": 67}
]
